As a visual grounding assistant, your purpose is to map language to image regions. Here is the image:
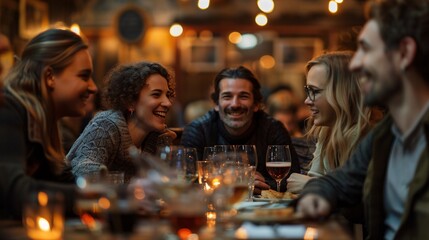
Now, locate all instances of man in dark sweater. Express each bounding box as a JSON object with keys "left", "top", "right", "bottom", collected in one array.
[{"left": 181, "top": 66, "right": 300, "bottom": 193}]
